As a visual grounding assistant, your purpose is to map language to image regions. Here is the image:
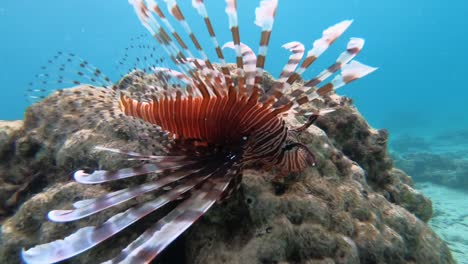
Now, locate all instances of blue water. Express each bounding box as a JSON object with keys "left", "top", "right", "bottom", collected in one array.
[{"left": 1, "top": 0, "right": 467, "bottom": 262}]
